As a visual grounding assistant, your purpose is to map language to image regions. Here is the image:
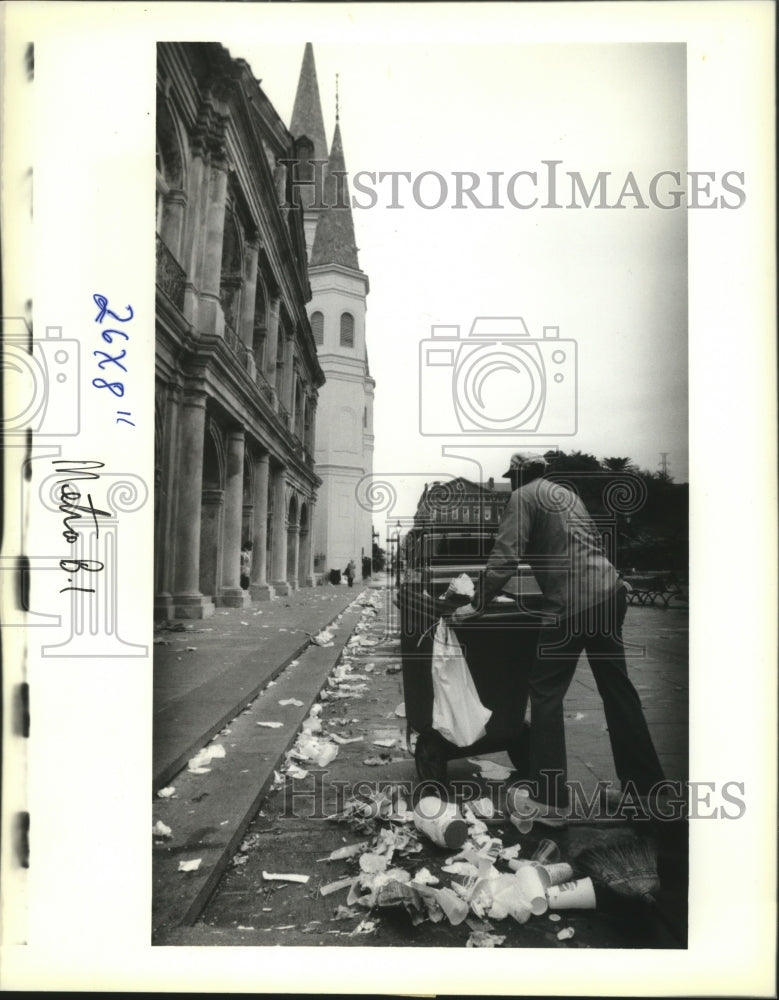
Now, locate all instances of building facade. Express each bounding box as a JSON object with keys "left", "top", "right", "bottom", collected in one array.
[
  {"left": 155, "top": 43, "right": 325, "bottom": 620},
  {"left": 289, "top": 44, "right": 375, "bottom": 580}
]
